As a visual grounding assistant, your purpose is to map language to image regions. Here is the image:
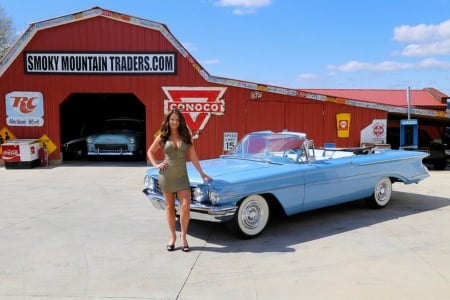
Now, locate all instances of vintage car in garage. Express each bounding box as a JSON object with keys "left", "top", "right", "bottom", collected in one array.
[
  {"left": 143, "top": 130, "right": 430, "bottom": 239},
  {"left": 62, "top": 136, "right": 87, "bottom": 160},
  {"left": 86, "top": 118, "right": 145, "bottom": 158}
]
